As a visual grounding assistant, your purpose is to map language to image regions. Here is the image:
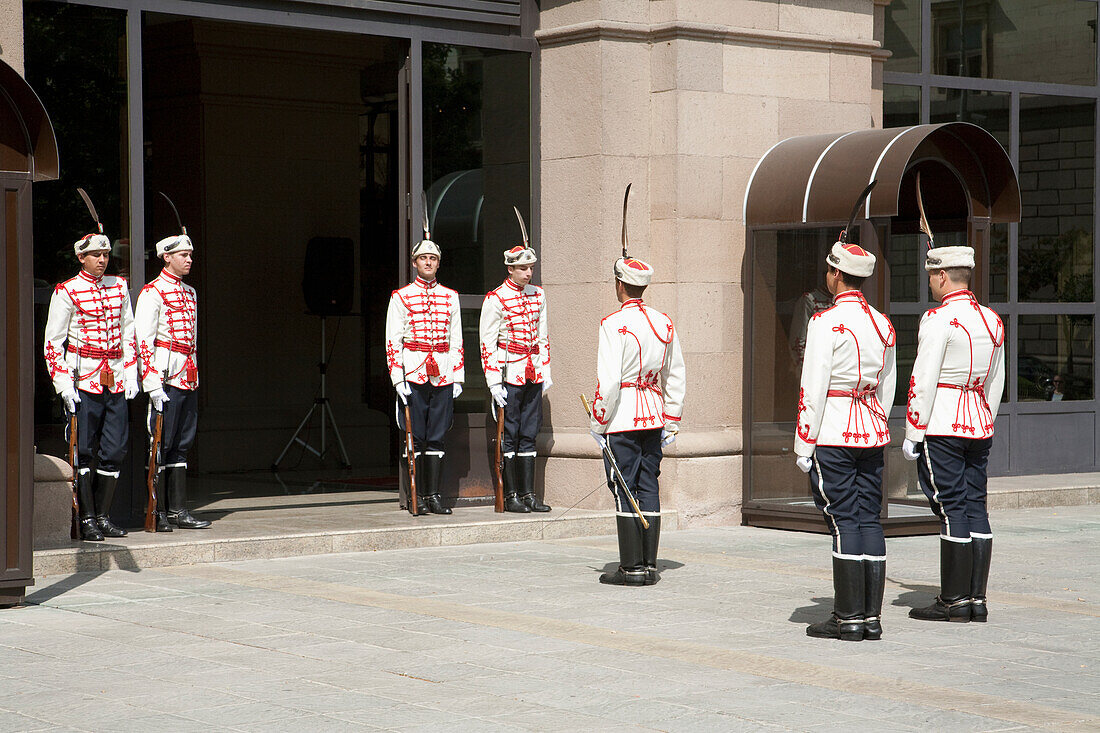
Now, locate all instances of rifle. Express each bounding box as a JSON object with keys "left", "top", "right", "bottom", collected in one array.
[
  {"left": 67, "top": 408, "right": 79, "bottom": 540},
  {"left": 403, "top": 403, "right": 419, "bottom": 516},
  {"left": 580, "top": 395, "right": 649, "bottom": 530},
  {"left": 493, "top": 405, "right": 505, "bottom": 512},
  {"left": 145, "top": 410, "right": 163, "bottom": 532}
]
